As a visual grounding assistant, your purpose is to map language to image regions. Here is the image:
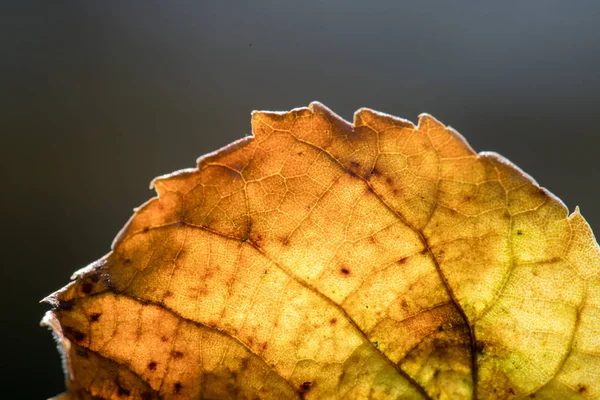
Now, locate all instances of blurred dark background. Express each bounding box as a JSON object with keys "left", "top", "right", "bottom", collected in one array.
[{"left": 2, "top": 1, "right": 599, "bottom": 398}]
